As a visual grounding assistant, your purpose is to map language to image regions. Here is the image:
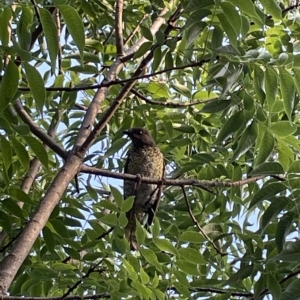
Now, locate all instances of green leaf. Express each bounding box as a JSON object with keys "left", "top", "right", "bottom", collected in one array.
[
  {"left": 111, "top": 186, "right": 123, "bottom": 208},
  {"left": 146, "top": 82, "right": 170, "bottom": 98},
  {"left": 220, "top": 2, "right": 241, "bottom": 36},
  {"left": 0, "top": 211, "right": 12, "bottom": 231},
  {"left": 217, "top": 13, "right": 237, "bottom": 49},
  {"left": 1, "top": 136, "right": 12, "bottom": 170},
  {"left": 273, "top": 240, "right": 300, "bottom": 262},
  {"left": 17, "top": 6, "right": 33, "bottom": 50},
  {"left": 61, "top": 207, "right": 86, "bottom": 220},
  {"left": 265, "top": 67, "right": 278, "bottom": 112},
  {"left": 216, "top": 111, "right": 246, "bottom": 144},
  {"left": 122, "top": 258, "right": 138, "bottom": 280},
  {"left": 152, "top": 47, "right": 161, "bottom": 72},
  {"left": 201, "top": 99, "right": 232, "bottom": 113},
  {"left": 121, "top": 196, "right": 134, "bottom": 212},
  {"left": 260, "top": 0, "right": 282, "bottom": 19},
  {"left": 270, "top": 121, "right": 297, "bottom": 137},
  {"left": 58, "top": 5, "right": 85, "bottom": 57},
  {"left": 153, "top": 238, "right": 178, "bottom": 256},
  {"left": 100, "top": 214, "right": 118, "bottom": 226},
  {"left": 177, "top": 259, "right": 199, "bottom": 275},
  {"left": 178, "top": 248, "right": 205, "bottom": 265},
  {"left": 39, "top": 8, "right": 59, "bottom": 73},
  {"left": 11, "top": 136, "right": 29, "bottom": 170},
  {"left": 133, "top": 42, "right": 152, "bottom": 59},
  {"left": 228, "top": 0, "right": 263, "bottom": 24},
  {"left": 279, "top": 279, "right": 300, "bottom": 300},
  {"left": 293, "top": 68, "right": 300, "bottom": 96},
  {"left": 255, "top": 129, "right": 274, "bottom": 166},
  {"left": 135, "top": 221, "right": 145, "bottom": 247},
  {"left": 2, "top": 198, "right": 25, "bottom": 219},
  {"left": 249, "top": 162, "right": 285, "bottom": 176},
  {"left": 23, "top": 136, "right": 49, "bottom": 169},
  {"left": 140, "top": 267, "right": 150, "bottom": 285},
  {"left": 140, "top": 249, "right": 162, "bottom": 272},
  {"left": 253, "top": 66, "right": 266, "bottom": 104},
  {"left": 179, "top": 231, "right": 205, "bottom": 243},
  {"left": 50, "top": 219, "right": 70, "bottom": 238},
  {"left": 0, "top": 61, "right": 19, "bottom": 112},
  {"left": 232, "top": 121, "right": 257, "bottom": 161},
  {"left": 105, "top": 138, "right": 128, "bottom": 158},
  {"left": 43, "top": 226, "right": 55, "bottom": 254},
  {"left": 140, "top": 25, "right": 153, "bottom": 41},
  {"left": 261, "top": 196, "right": 290, "bottom": 233},
  {"left": 249, "top": 182, "right": 287, "bottom": 208},
  {"left": 279, "top": 69, "right": 295, "bottom": 122},
  {"left": 225, "top": 265, "right": 253, "bottom": 285},
  {"left": 0, "top": 7, "right": 12, "bottom": 46},
  {"left": 152, "top": 217, "right": 160, "bottom": 239},
  {"left": 275, "top": 212, "right": 294, "bottom": 252},
  {"left": 23, "top": 62, "right": 46, "bottom": 113},
  {"left": 288, "top": 161, "right": 300, "bottom": 173},
  {"left": 267, "top": 274, "right": 281, "bottom": 299}
]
